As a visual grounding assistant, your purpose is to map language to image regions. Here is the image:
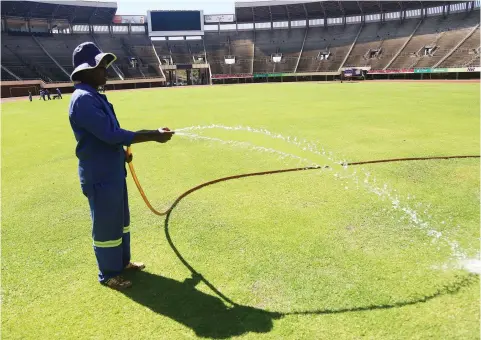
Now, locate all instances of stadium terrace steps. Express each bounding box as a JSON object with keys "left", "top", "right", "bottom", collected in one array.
[
  {"left": 229, "top": 31, "right": 254, "bottom": 74},
  {"left": 389, "top": 12, "right": 480, "bottom": 69},
  {"left": 1, "top": 65, "right": 19, "bottom": 81},
  {"left": 204, "top": 32, "right": 233, "bottom": 74},
  {"left": 466, "top": 54, "right": 480, "bottom": 66},
  {"left": 1, "top": 36, "right": 46, "bottom": 80},
  {"left": 35, "top": 34, "right": 92, "bottom": 76},
  {"left": 168, "top": 41, "right": 193, "bottom": 64},
  {"left": 345, "top": 19, "right": 420, "bottom": 69},
  {"left": 433, "top": 23, "right": 480, "bottom": 68},
  {"left": 1, "top": 9, "right": 480, "bottom": 82},
  {"left": 2, "top": 34, "right": 67, "bottom": 81},
  {"left": 297, "top": 24, "right": 361, "bottom": 73},
  {"left": 127, "top": 35, "right": 163, "bottom": 77},
  {"left": 438, "top": 26, "right": 480, "bottom": 67},
  {"left": 253, "top": 29, "right": 305, "bottom": 73},
  {"left": 414, "top": 14, "right": 480, "bottom": 68},
  {"left": 32, "top": 35, "right": 70, "bottom": 79}
]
